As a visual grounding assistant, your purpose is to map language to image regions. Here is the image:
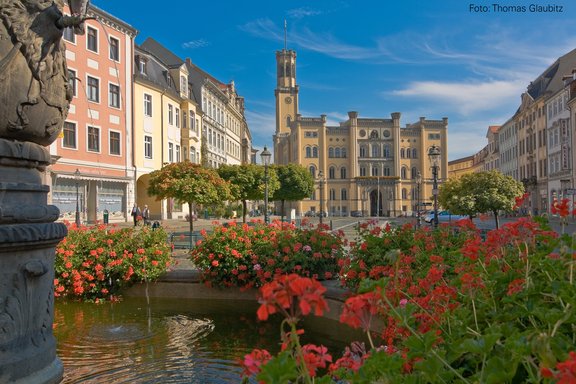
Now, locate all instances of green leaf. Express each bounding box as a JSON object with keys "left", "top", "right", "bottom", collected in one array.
[
  {"left": 483, "top": 355, "right": 516, "bottom": 383},
  {"left": 256, "top": 351, "right": 298, "bottom": 383}
]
